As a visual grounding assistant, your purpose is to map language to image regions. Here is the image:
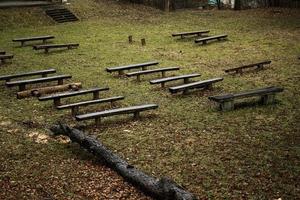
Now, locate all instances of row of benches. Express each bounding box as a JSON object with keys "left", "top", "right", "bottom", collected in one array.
[
  {"left": 105, "top": 61, "right": 284, "bottom": 110},
  {"left": 171, "top": 30, "right": 228, "bottom": 45},
  {"left": 106, "top": 60, "right": 274, "bottom": 94},
  {"left": 12, "top": 35, "right": 79, "bottom": 53},
  {"left": 0, "top": 69, "right": 158, "bottom": 126}
]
